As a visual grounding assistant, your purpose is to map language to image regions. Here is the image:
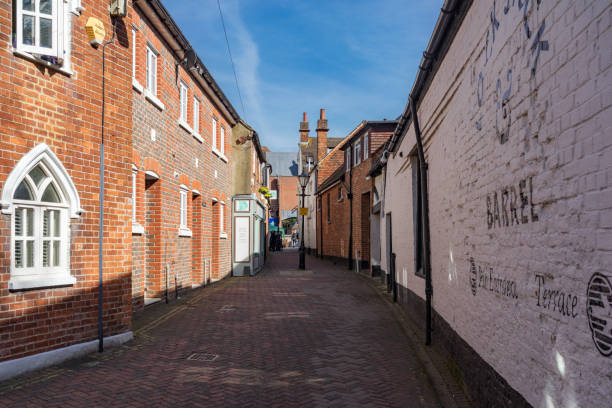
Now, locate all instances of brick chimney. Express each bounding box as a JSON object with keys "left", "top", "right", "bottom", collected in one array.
[
  {"left": 316, "top": 108, "right": 328, "bottom": 161},
  {"left": 299, "top": 112, "right": 309, "bottom": 144}
]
